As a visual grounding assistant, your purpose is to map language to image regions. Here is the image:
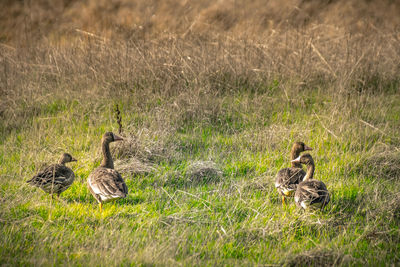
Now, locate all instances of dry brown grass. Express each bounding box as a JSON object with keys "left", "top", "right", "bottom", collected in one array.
[
  {"left": 186, "top": 160, "right": 223, "bottom": 184},
  {"left": 2, "top": 0, "right": 400, "bottom": 44},
  {"left": 114, "top": 157, "right": 155, "bottom": 176},
  {"left": 1, "top": 28, "right": 399, "bottom": 136}
]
